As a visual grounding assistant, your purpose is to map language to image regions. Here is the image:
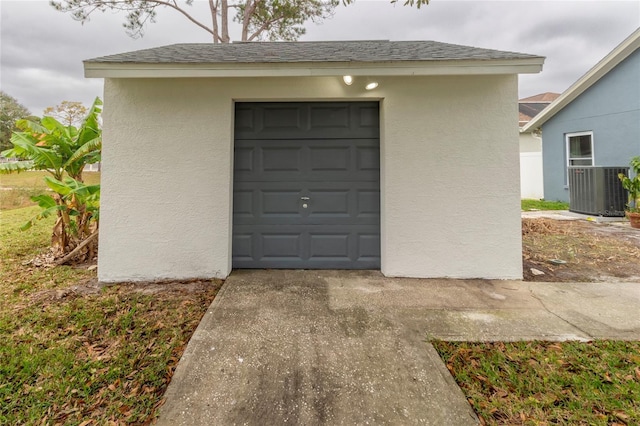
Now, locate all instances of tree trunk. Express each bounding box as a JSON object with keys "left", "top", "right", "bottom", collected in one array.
[
  {"left": 220, "top": 0, "right": 230, "bottom": 42},
  {"left": 51, "top": 215, "right": 67, "bottom": 255},
  {"left": 55, "top": 230, "right": 99, "bottom": 266},
  {"left": 51, "top": 194, "right": 69, "bottom": 255},
  {"left": 241, "top": 0, "right": 256, "bottom": 41},
  {"left": 209, "top": 0, "right": 221, "bottom": 43}
]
